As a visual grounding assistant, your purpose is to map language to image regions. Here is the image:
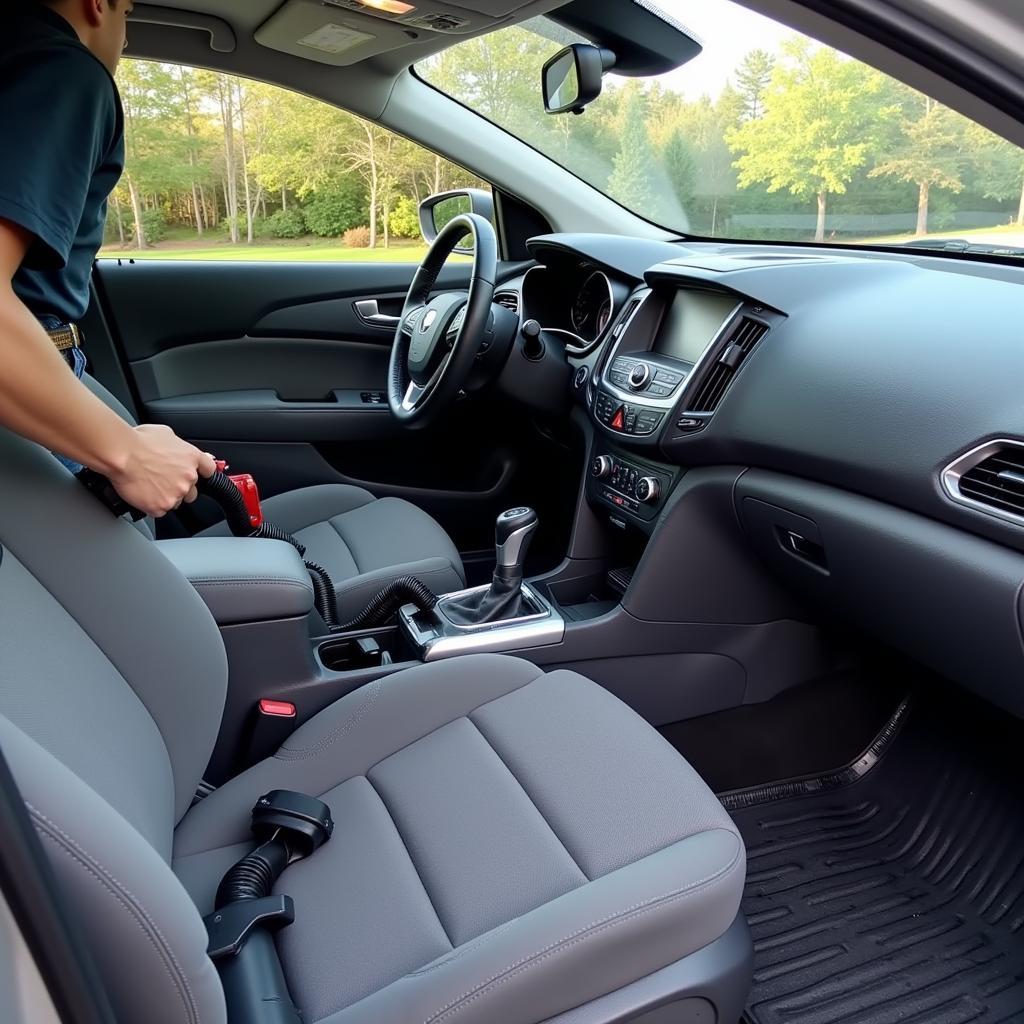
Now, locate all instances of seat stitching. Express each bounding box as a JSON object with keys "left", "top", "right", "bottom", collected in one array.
[
  {"left": 363, "top": 776, "right": 455, "bottom": 950},
  {"left": 186, "top": 578, "right": 313, "bottom": 590},
  {"left": 359, "top": 667, "right": 547, "bottom": 779},
  {"left": 406, "top": 829, "right": 740, "bottom": 979},
  {"left": 423, "top": 837, "right": 744, "bottom": 1024},
  {"left": 29, "top": 805, "right": 200, "bottom": 1024},
  {"left": 326, "top": 515, "right": 361, "bottom": 575},
  {"left": 275, "top": 678, "right": 384, "bottom": 760},
  {"left": 464, "top": 717, "right": 589, "bottom": 883}
]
